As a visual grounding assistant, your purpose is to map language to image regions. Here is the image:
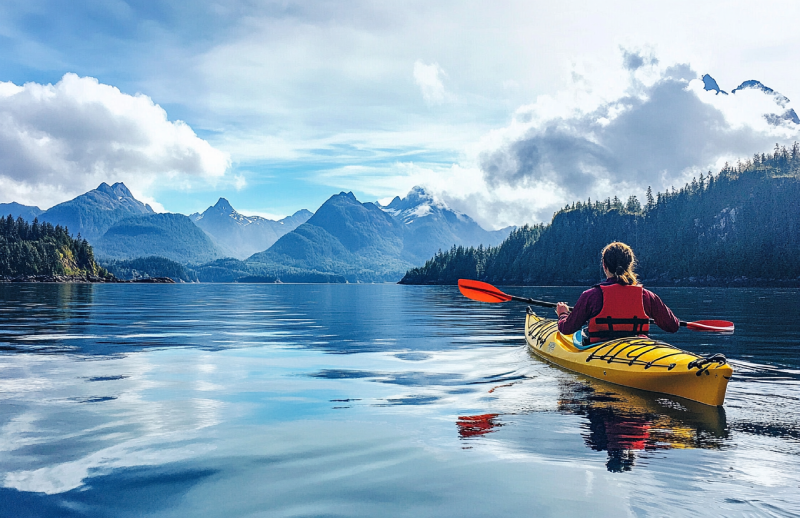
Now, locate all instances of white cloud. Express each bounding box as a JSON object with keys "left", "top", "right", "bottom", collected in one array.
[
  {"left": 315, "top": 51, "right": 800, "bottom": 229},
  {"left": 413, "top": 61, "right": 448, "bottom": 105},
  {"left": 474, "top": 54, "right": 800, "bottom": 223},
  {"left": 0, "top": 73, "right": 230, "bottom": 208},
  {"left": 233, "top": 174, "right": 247, "bottom": 191}
]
